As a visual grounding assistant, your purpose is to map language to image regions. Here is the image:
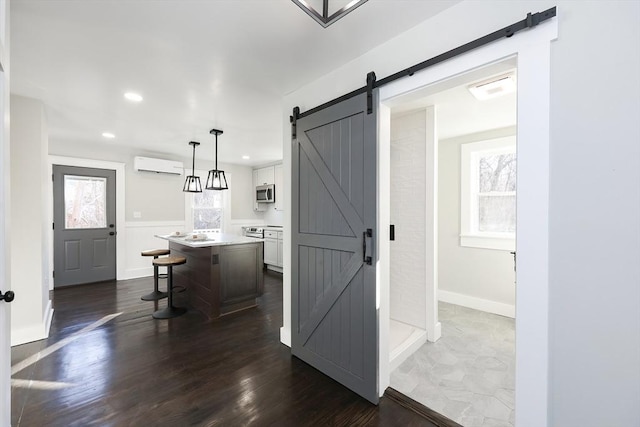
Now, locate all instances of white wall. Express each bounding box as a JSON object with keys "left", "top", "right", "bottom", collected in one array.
[
  {"left": 548, "top": 2, "right": 640, "bottom": 425},
  {"left": 50, "top": 140, "right": 261, "bottom": 223},
  {"left": 48, "top": 141, "right": 262, "bottom": 280},
  {"left": 438, "top": 127, "right": 516, "bottom": 317},
  {"left": 390, "top": 110, "right": 427, "bottom": 329},
  {"left": 283, "top": 1, "right": 640, "bottom": 426},
  {"left": 10, "top": 95, "right": 52, "bottom": 346}
]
